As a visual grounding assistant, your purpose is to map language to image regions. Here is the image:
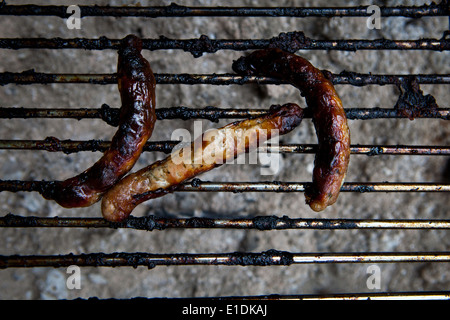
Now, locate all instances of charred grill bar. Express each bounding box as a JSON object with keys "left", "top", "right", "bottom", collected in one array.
[
  {"left": 1, "top": 36, "right": 448, "bottom": 53},
  {"left": 0, "top": 71, "right": 449, "bottom": 85},
  {"left": 2, "top": 251, "right": 450, "bottom": 269},
  {"left": 0, "top": 1, "right": 449, "bottom": 300},
  {"left": 1, "top": 180, "right": 449, "bottom": 194},
  {"left": 2, "top": 214, "right": 450, "bottom": 231},
  {"left": 0, "top": 106, "right": 450, "bottom": 121},
  {"left": 0, "top": 139, "right": 449, "bottom": 156},
  {"left": 0, "top": 3, "right": 448, "bottom": 18}
]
